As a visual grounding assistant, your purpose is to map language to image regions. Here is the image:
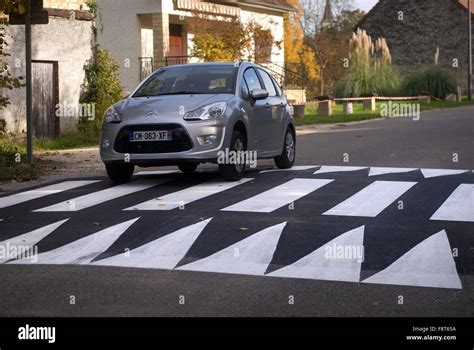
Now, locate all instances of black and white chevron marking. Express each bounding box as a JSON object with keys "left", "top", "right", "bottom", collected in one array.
[{"left": 1, "top": 165, "right": 472, "bottom": 290}]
